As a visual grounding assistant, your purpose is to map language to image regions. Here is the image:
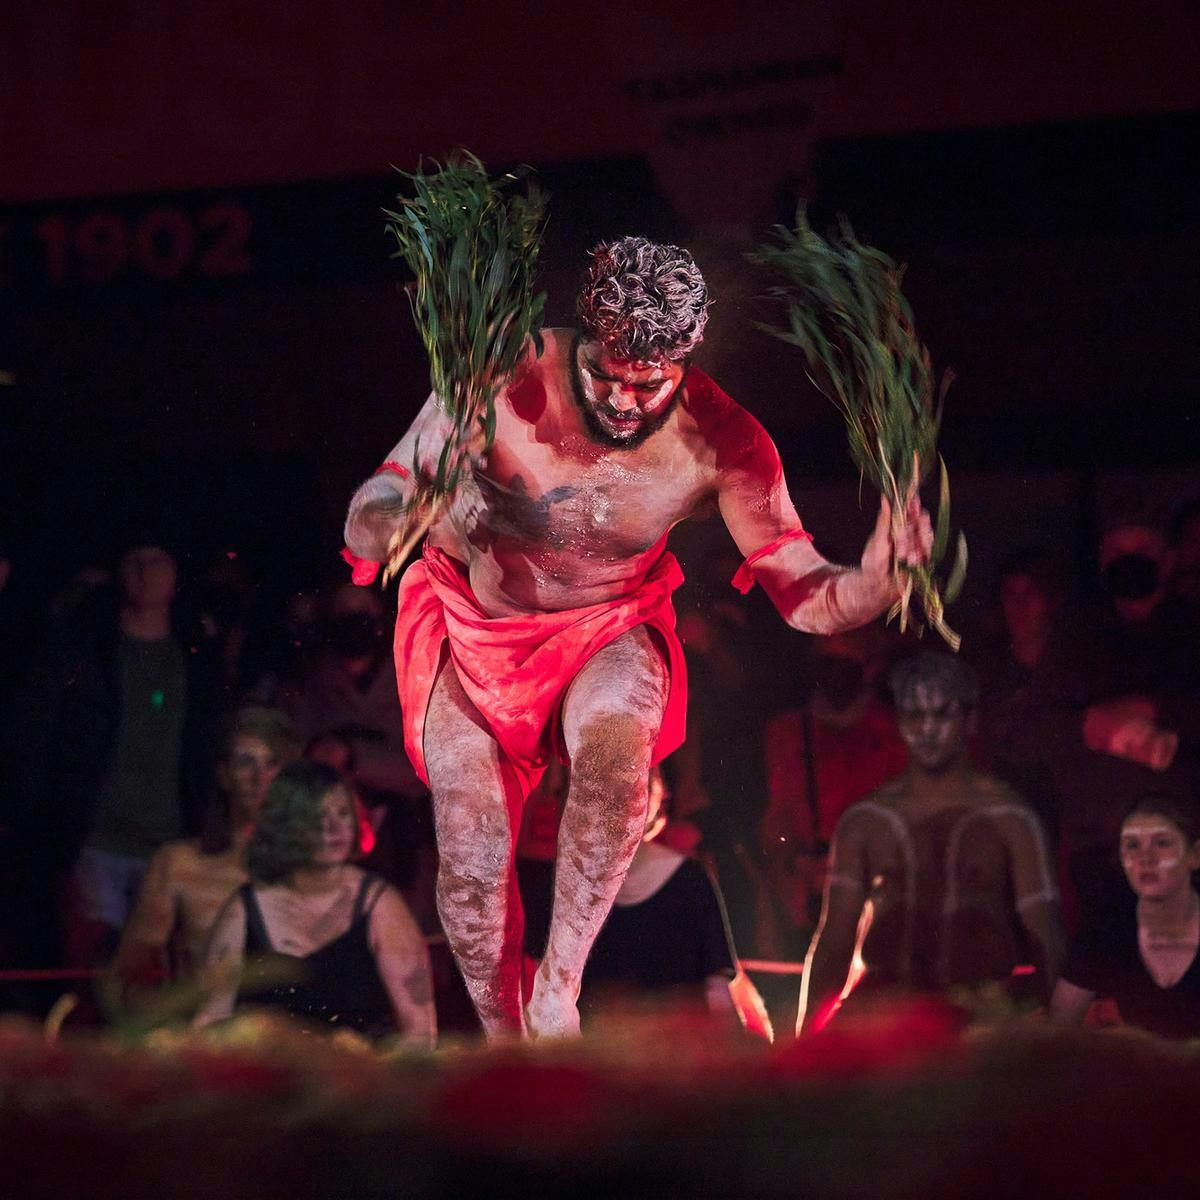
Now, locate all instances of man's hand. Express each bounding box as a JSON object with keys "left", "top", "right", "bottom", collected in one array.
[{"left": 860, "top": 494, "right": 934, "bottom": 600}]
